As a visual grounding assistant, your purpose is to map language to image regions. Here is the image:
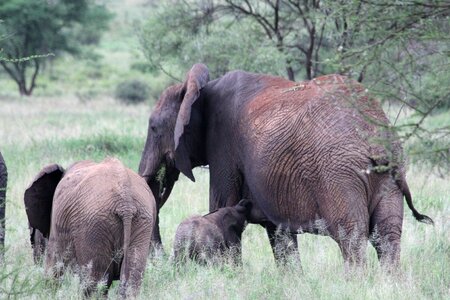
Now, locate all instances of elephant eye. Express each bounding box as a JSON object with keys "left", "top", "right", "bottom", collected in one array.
[{"left": 151, "top": 125, "right": 157, "bottom": 132}]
